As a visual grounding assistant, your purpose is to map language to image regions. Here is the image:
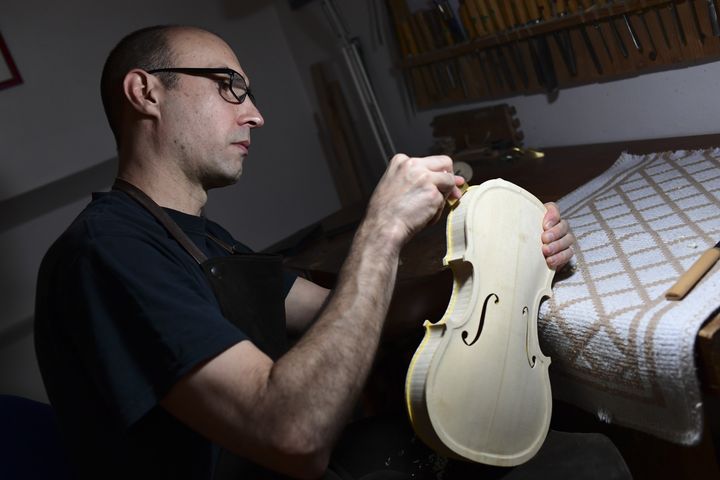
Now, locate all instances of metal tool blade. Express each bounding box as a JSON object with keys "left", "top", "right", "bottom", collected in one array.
[
  {"left": 522, "top": 1, "right": 559, "bottom": 94},
  {"left": 496, "top": 46, "right": 518, "bottom": 91},
  {"left": 569, "top": 0, "right": 603, "bottom": 73},
  {"left": 689, "top": 0, "right": 707, "bottom": 44},
  {"left": 554, "top": 2, "right": 578, "bottom": 76},
  {"left": 623, "top": 13, "right": 643, "bottom": 52},
  {"left": 509, "top": 43, "right": 531, "bottom": 89},
  {"left": 709, "top": 0, "right": 720, "bottom": 36},
  {"left": 655, "top": 7, "right": 672, "bottom": 49},
  {"left": 609, "top": 16, "right": 630, "bottom": 58},
  {"left": 670, "top": 1, "right": 688, "bottom": 46},
  {"left": 586, "top": 0, "right": 615, "bottom": 62},
  {"left": 579, "top": 23, "right": 604, "bottom": 73},
  {"left": 473, "top": 51, "right": 495, "bottom": 95},
  {"left": 638, "top": 11, "right": 658, "bottom": 60}
]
